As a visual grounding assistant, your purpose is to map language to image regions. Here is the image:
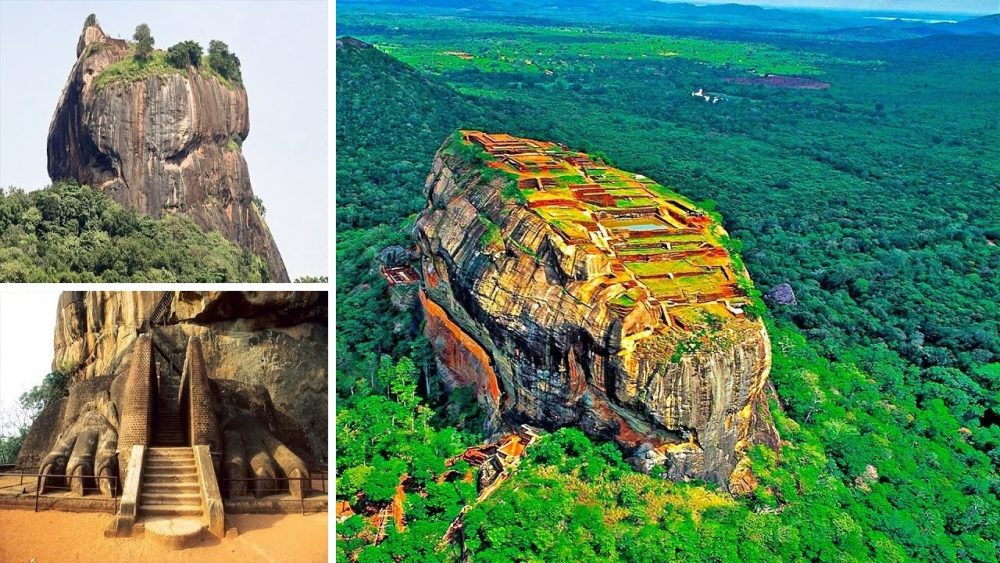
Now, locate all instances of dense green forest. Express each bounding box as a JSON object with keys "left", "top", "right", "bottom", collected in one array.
[
  {"left": 336, "top": 6, "right": 999, "bottom": 561},
  {"left": 0, "top": 182, "right": 270, "bottom": 282}
]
